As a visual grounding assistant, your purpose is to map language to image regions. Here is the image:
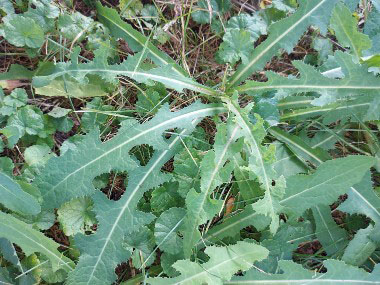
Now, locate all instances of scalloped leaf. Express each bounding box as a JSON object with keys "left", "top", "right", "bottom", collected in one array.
[
  {"left": 148, "top": 241, "right": 269, "bottom": 285},
  {"left": 237, "top": 52, "right": 380, "bottom": 106},
  {"left": 34, "top": 102, "right": 225, "bottom": 210},
  {"left": 229, "top": 259, "right": 380, "bottom": 284}
]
